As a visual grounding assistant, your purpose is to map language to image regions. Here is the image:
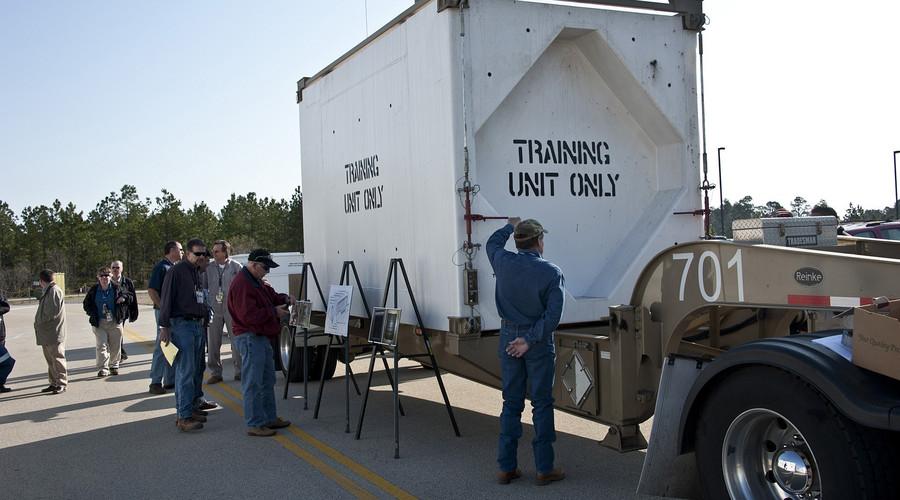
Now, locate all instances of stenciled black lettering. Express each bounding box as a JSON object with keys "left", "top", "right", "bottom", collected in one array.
[
  {"left": 545, "top": 172, "right": 559, "bottom": 196},
  {"left": 344, "top": 190, "right": 361, "bottom": 213},
  {"left": 606, "top": 173, "right": 619, "bottom": 196},
  {"left": 513, "top": 140, "right": 527, "bottom": 164}
]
